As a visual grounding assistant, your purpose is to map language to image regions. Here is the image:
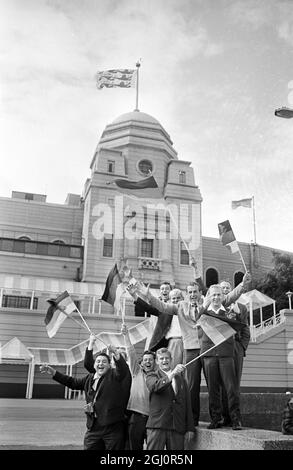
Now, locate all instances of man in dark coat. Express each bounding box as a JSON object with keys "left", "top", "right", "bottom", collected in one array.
[
  {"left": 83, "top": 333, "right": 132, "bottom": 448},
  {"left": 145, "top": 347, "right": 194, "bottom": 450},
  {"left": 219, "top": 280, "right": 251, "bottom": 426},
  {"left": 40, "top": 345, "right": 129, "bottom": 450},
  {"left": 198, "top": 284, "right": 244, "bottom": 430}
]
